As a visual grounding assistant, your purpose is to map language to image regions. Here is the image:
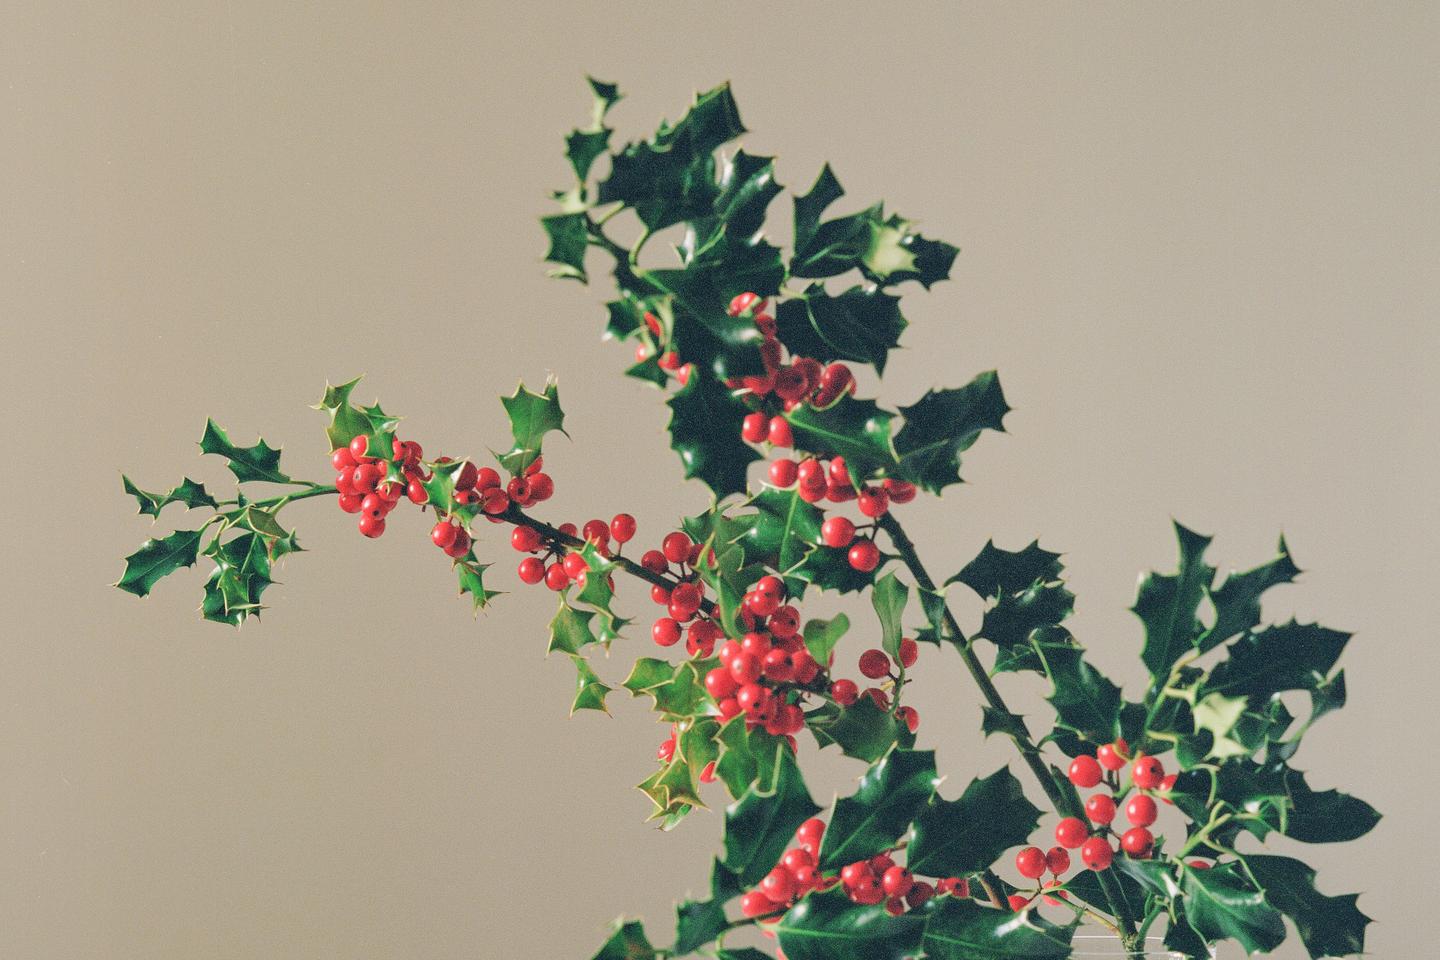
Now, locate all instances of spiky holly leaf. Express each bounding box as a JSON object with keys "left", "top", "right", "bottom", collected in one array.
[
  {"left": 121, "top": 476, "right": 217, "bottom": 518},
  {"left": 772, "top": 285, "right": 908, "bottom": 375},
  {"left": 907, "top": 766, "right": 1042, "bottom": 877},
  {"left": 670, "top": 895, "right": 727, "bottom": 956},
  {"left": 1060, "top": 867, "right": 1148, "bottom": 925},
  {"left": 648, "top": 238, "right": 780, "bottom": 380},
  {"left": 574, "top": 541, "right": 628, "bottom": 644},
  {"left": 1199, "top": 535, "right": 1300, "bottom": 653},
  {"left": 498, "top": 380, "right": 567, "bottom": 476},
  {"left": 806, "top": 696, "right": 904, "bottom": 763},
  {"left": 666, "top": 372, "right": 760, "bottom": 499},
  {"left": 713, "top": 715, "right": 784, "bottom": 799},
  {"left": 1134, "top": 522, "right": 1215, "bottom": 682},
  {"left": 951, "top": 539, "right": 1064, "bottom": 599},
  {"left": 1247, "top": 854, "right": 1370, "bottom": 959},
  {"left": 1201, "top": 620, "right": 1350, "bottom": 703},
  {"left": 570, "top": 654, "right": 612, "bottom": 715},
  {"left": 1179, "top": 861, "right": 1286, "bottom": 954},
  {"left": 548, "top": 600, "right": 599, "bottom": 655},
  {"left": 563, "top": 77, "right": 621, "bottom": 183},
  {"left": 1165, "top": 903, "right": 1214, "bottom": 960},
  {"left": 980, "top": 705, "right": 1032, "bottom": 741},
  {"left": 1034, "top": 642, "right": 1123, "bottom": 743},
  {"left": 788, "top": 540, "right": 883, "bottom": 595},
  {"left": 596, "top": 83, "right": 744, "bottom": 231},
  {"left": 721, "top": 748, "right": 819, "bottom": 886},
  {"left": 920, "top": 897, "right": 1074, "bottom": 960},
  {"left": 784, "top": 394, "right": 898, "bottom": 480},
  {"left": 816, "top": 749, "right": 938, "bottom": 870},
  {"left": 542, "top": 212, "right": 589, "bottom": 282},
  {"left": 419, "top": 459, "right": 479, "bottom": 522},
  {"left": 198, "top": 419, "right": 292, "bottom": 484},
  {"left": 710, "top": 149, "right": 782, "bottom": 240},
  {"left": 456, "top": 562, "right": 498, "bottom": 612},
  {"left": 116, "top": 528, "right": 203, "bottom": 598},
  {"left": 801, "top": 614, "right": 849, "bottom": 668},
  {"left": 589, "top": 919, "right": 654, "bottom": 960},
  {"left": 1283, "top": 766, "right": 1380, "bottom": 844},
  {"left": 741, "top": 487, "right": 823, "bottom": 574},
  {"left": 861, "top": 213, "right": 959, "bottom": 289},
  {"left": 199, "top": 533, "right": 274, "bottom": 626},
  {"left": 893, "top": 372, "right": 1009, "bottom": 493},
  {"left": 313, "top": 377, "right": 371, "bottom": 452},
  {"left": 870, "top": 571, "right": 909, "bottom": 662},
  {"left": 639, "top": 718, "right": 720, "bottom": 824},
  {"left": 776, "top": 888, "right": 926, "bottom": 960},
  {"left": 790, "top": 164, "right": 872, "bottom": 279},
  {"left": 622, "top": 658, "right": 714, "bottom": 721}
]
